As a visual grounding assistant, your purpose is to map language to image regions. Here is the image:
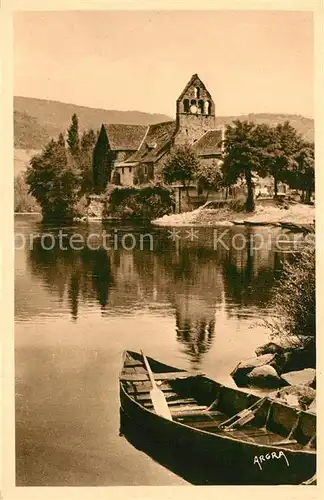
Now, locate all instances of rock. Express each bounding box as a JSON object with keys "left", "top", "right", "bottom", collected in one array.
[
  {"left": 246, "top": 365, "right": 282, "bottom": 389},
  {"left": 270, "top": 385, "right": 316, "bottom": 411},
  {"left": 231, "top": 353, "right": 276, "bottom": 386},
  {"left": 281, "top": 368, "right": 316, "bottom": 388},
  {"left": 255, "top": 336, "right": 313, "bottom": 356},
  {"left": 308, "top": 398, "right": 316, "bottom": 414}
]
